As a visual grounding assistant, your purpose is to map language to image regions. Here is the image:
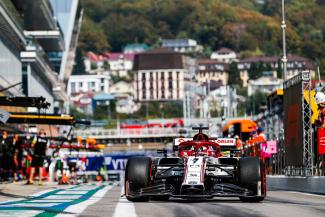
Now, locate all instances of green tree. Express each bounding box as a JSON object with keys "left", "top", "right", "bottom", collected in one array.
[
  {"left": 69, "top": 106, "right": 87, "bottom": 119},
  {"left": 228, "top": 62, "right": 241, "bottom": 86},
  {"left": 72, "top": 48, "right": 86, "bottom": 75},
  {"left": 248, "top": 62, "right": 259, "bottom": 80},
  {"left": 78, "top": 16, "right": 110, "bottom": 52},
  {"left": 246, "top": 90, "right": 268, "bottom": 115},
  {"left": 276, "top": 59, "right": 282, "bottom": 79},
  {"left": 103, "top": 61, "right": 110, "bottom": 70},
  {"left": 79, "top": 0, "right": 325, "bottom": 74}
]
